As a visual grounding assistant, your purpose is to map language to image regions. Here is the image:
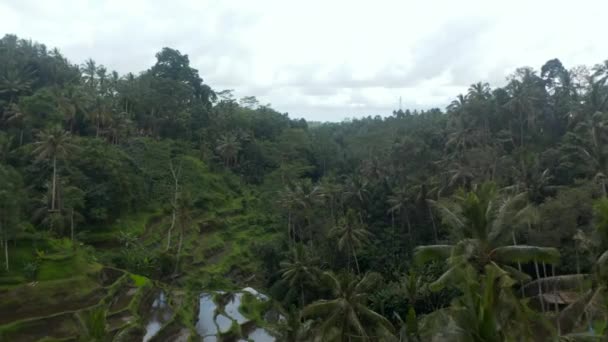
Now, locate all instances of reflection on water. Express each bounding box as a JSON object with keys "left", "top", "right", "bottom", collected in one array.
[
  {"left": 196, "top": 294, "right": 218, "bottom": 337},
  {"left": 224, "top": 293, "right": 249, "bottom": 324},
  {"left": 248, "top": 327, "right": 275, "bottom": 342},
  {"left": 194, "top": 288, "right": 276, "bottom": 341},
  {"left": 143, "top": 291, "right": 173, "bottom": 342}
]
